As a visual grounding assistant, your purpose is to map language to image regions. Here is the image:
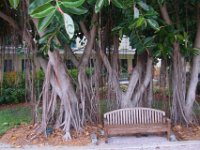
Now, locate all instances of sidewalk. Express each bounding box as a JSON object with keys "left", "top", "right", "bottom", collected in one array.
[{"left": 1, "top": 136, "right": 200, "bottom": 150}]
